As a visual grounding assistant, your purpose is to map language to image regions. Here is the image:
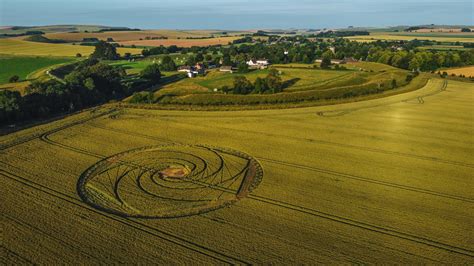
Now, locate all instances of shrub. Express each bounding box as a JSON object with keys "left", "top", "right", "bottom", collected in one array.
[
  {"left": 9, "top": 75, "right": 20, "bottom": 83},
  {"left": 141, "top": 64, "right": 162, "bottom": 83}
]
